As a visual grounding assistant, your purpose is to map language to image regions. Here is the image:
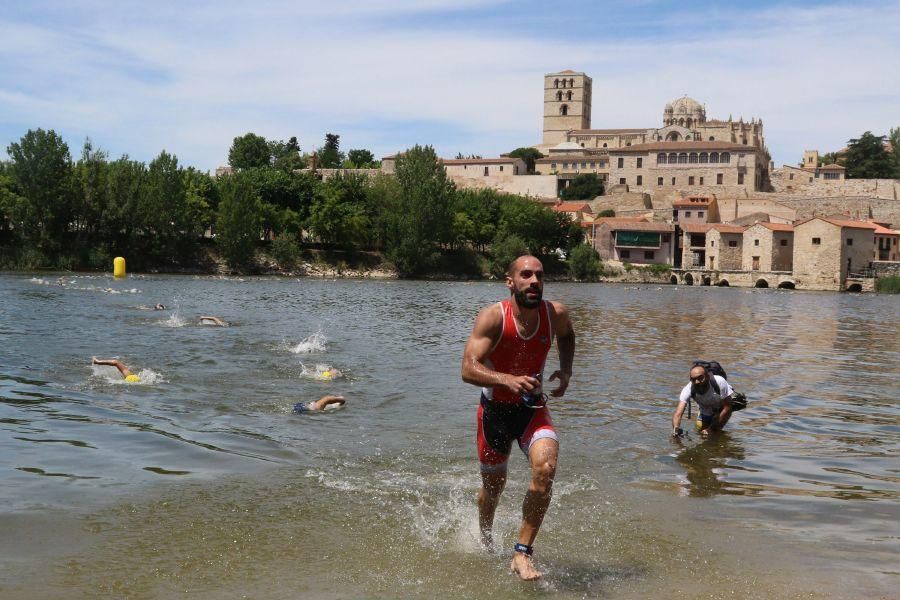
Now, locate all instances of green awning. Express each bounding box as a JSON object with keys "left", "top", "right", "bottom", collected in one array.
[{"left": 616, "top": 231, "right": 661, "bottom": 247}]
